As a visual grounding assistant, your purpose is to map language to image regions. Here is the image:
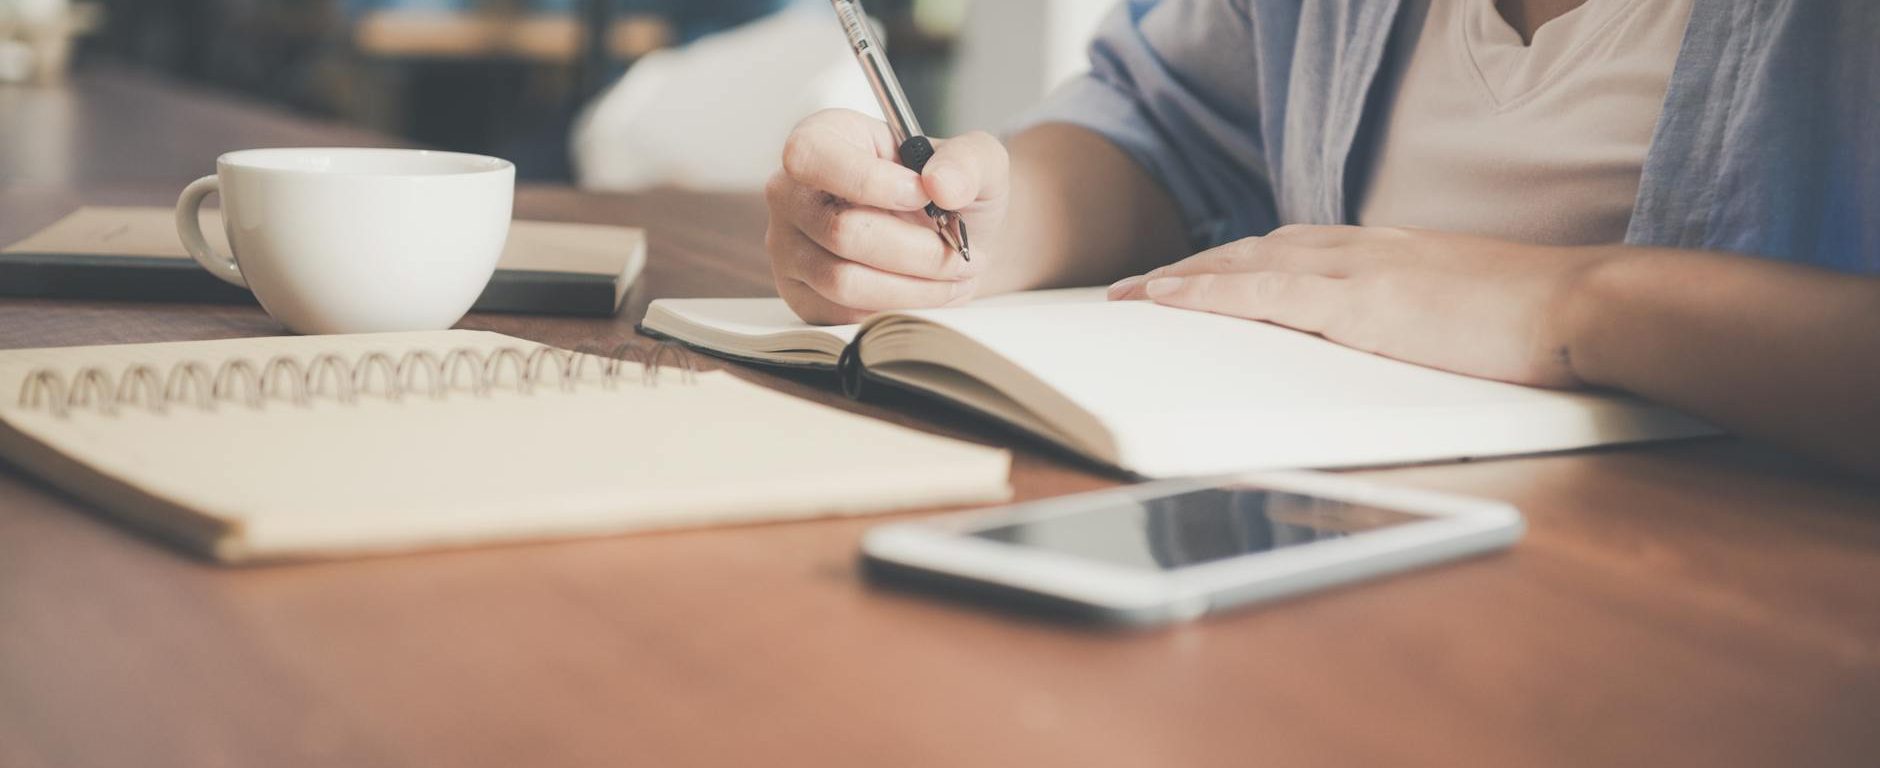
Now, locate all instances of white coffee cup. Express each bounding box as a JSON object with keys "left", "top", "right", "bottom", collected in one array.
[{"left": 175, "top": 147, "right": 515, "bottom": 335}]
